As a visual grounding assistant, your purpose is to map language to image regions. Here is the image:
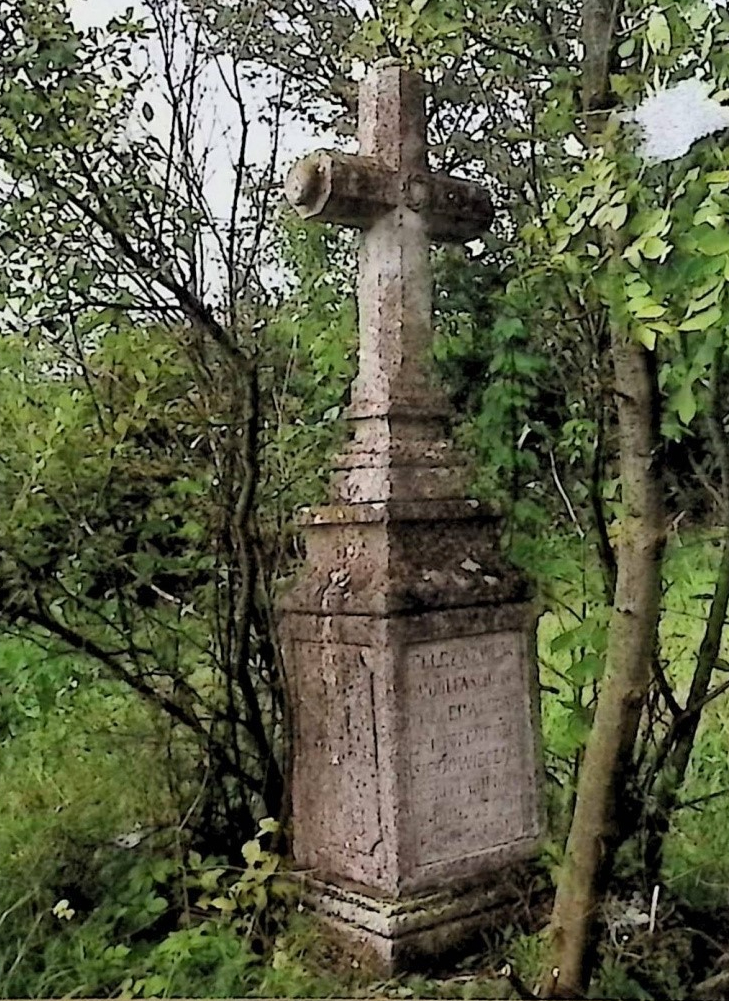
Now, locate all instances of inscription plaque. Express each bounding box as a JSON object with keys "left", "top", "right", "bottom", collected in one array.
[{"left": 404, "top": 631, "right": 539, "bottom": 868}]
